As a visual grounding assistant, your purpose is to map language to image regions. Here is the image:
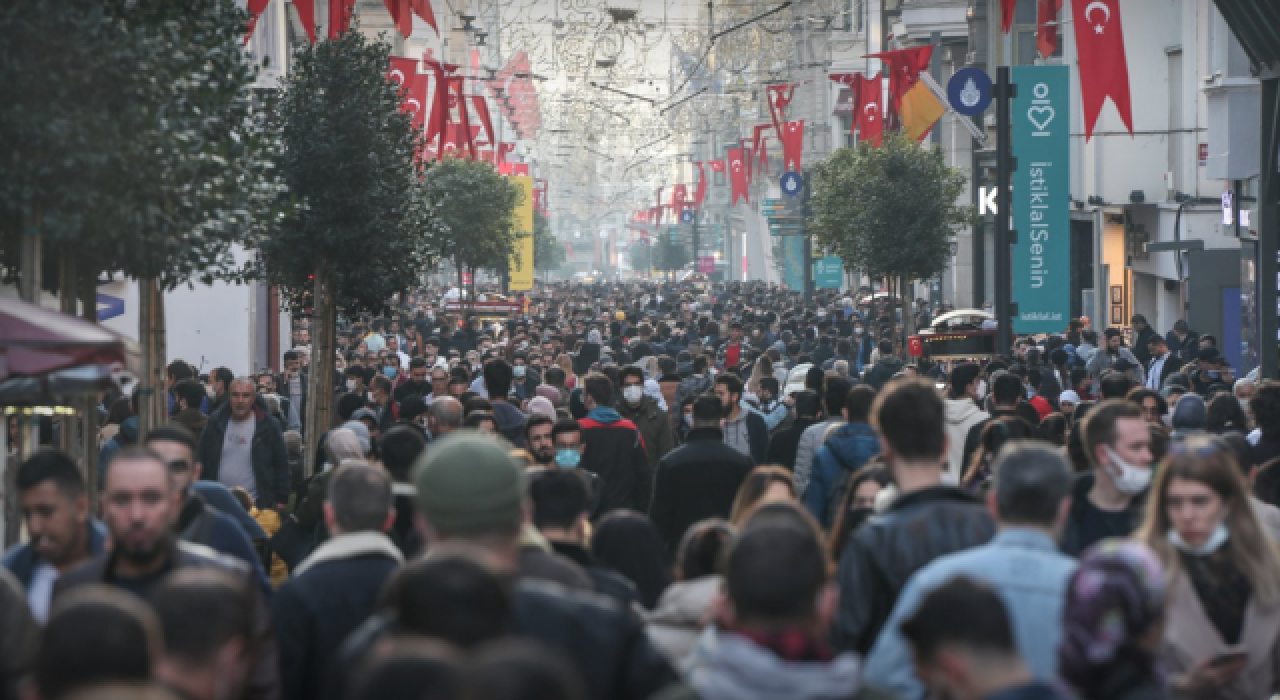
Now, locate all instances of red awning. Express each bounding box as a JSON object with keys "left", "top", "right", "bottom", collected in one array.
[{"left": 0, "top": 296, "right": 126, "bottom": 381}]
